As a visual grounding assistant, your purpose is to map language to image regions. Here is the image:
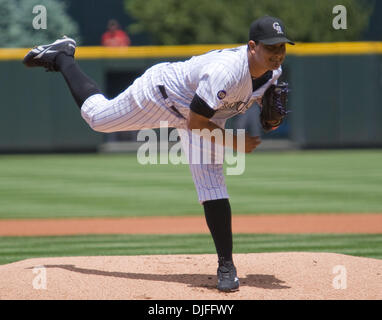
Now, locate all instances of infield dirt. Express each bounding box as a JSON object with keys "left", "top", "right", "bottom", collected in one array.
[
  {"left": 0, "top": 214, "right": 381, "bottom": 236},
  {"left": 0, "top": 252, "right": 381, "bottom": 300}
]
